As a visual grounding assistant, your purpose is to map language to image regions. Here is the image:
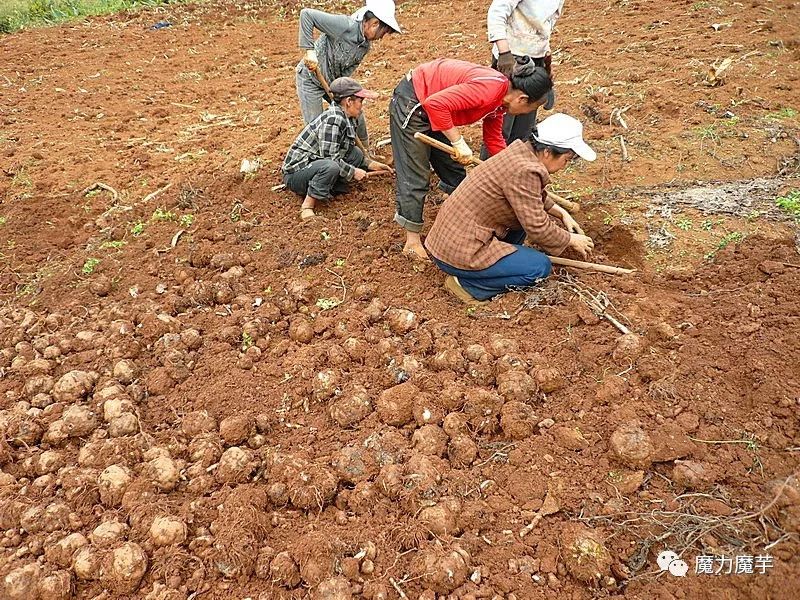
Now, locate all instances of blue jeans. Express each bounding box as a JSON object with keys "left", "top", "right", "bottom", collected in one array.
[
  {"left": 283, "top": 145, "right": 365, "bottom": 201},
  {"left": 431, "top": 230, "right": 552, "bottom": 301}
]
